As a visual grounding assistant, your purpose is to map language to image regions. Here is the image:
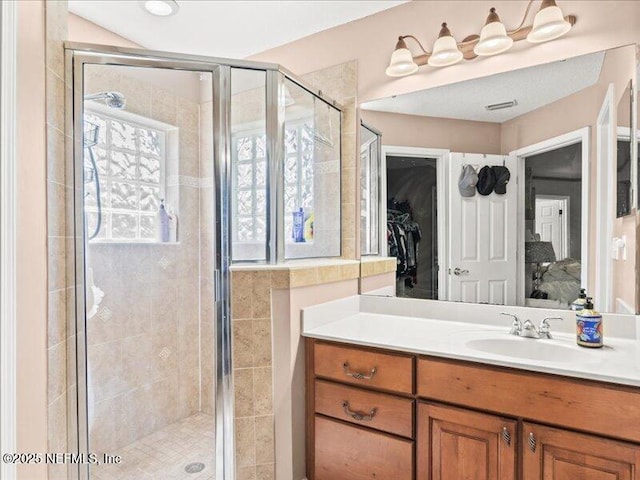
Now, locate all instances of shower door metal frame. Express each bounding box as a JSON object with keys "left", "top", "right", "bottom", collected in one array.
[{"left": 66, "top": 45, "right": 256, "bottom": 480}]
